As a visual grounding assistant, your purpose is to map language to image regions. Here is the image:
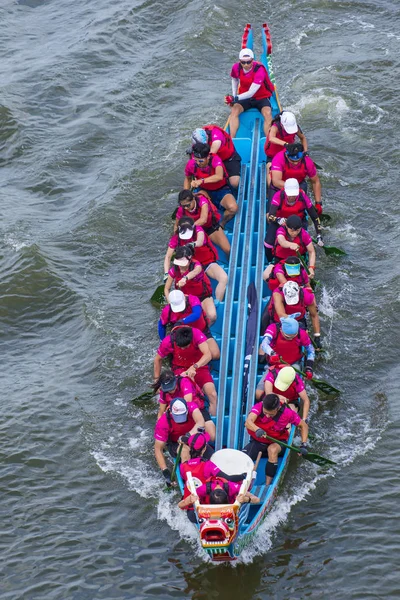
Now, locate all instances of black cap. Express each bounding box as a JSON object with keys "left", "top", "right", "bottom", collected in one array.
[{"left": 286, "top": 215, "right": 302, "bottom": 230}]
